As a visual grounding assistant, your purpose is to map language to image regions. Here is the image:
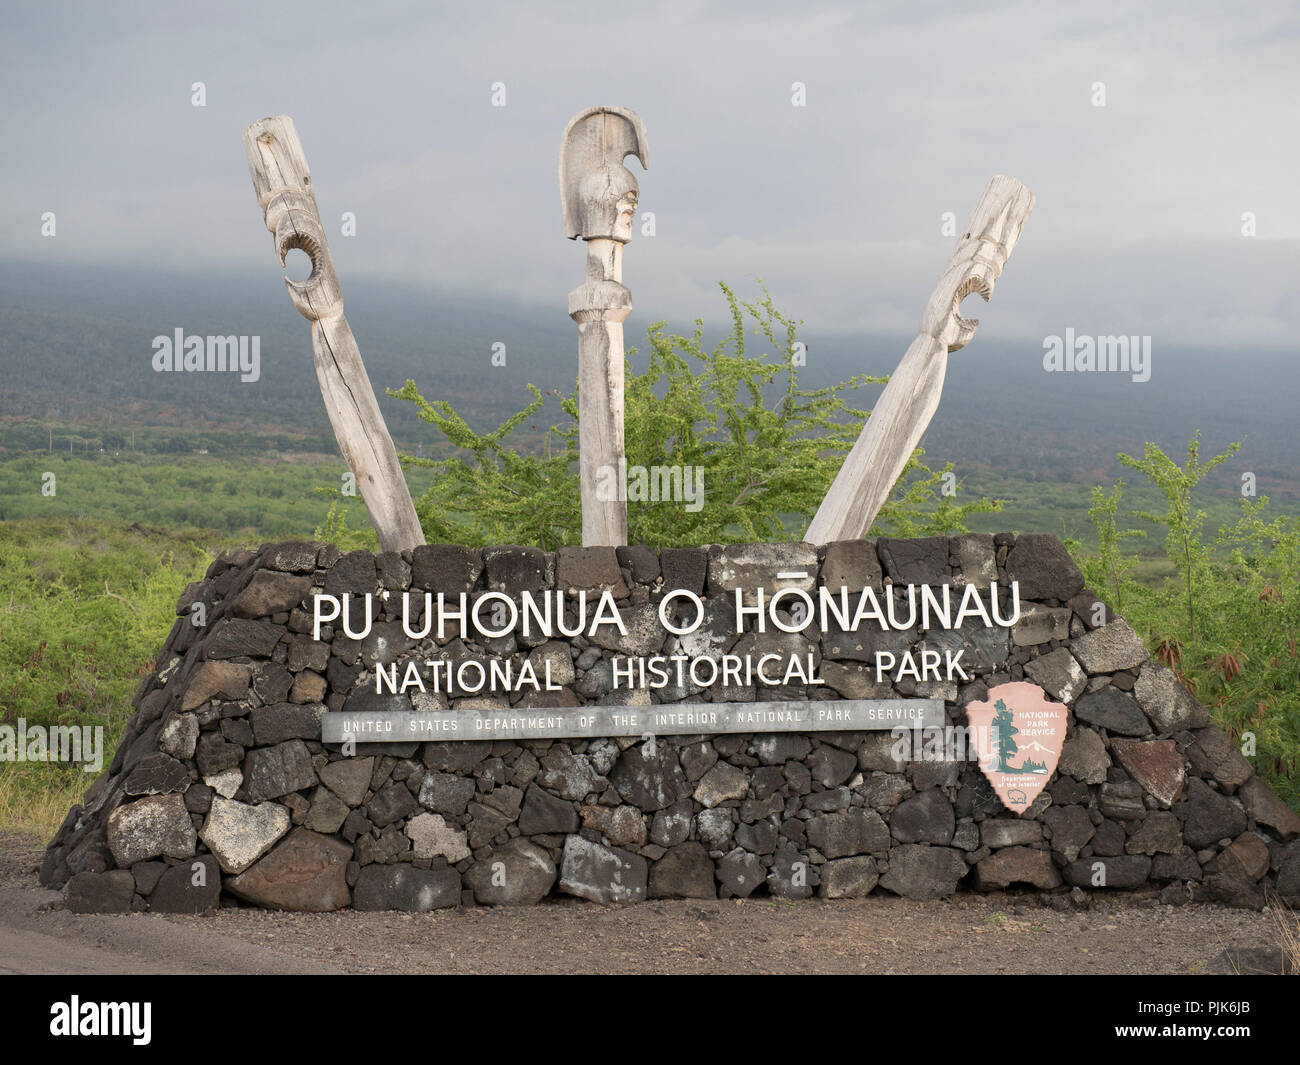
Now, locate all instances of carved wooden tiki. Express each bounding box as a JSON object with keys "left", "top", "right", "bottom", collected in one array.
[{"left": 560, "top": 106, "right": 649, "bottom": 547}]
